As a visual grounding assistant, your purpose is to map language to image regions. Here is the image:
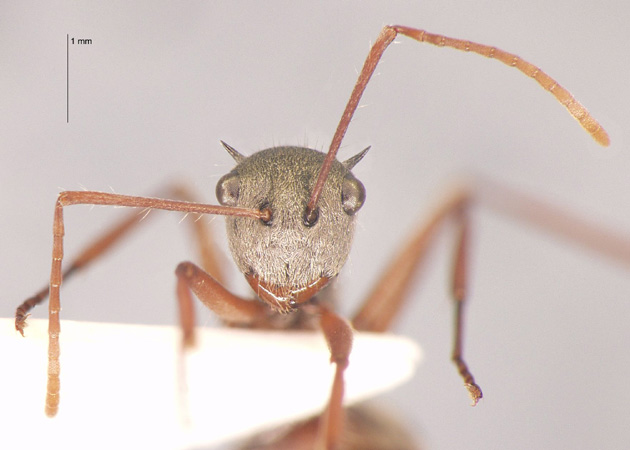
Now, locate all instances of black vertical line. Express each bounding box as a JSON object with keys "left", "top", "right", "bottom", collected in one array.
[{"left": 66, "top": 34, "right": 69, "bottom": 123}]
